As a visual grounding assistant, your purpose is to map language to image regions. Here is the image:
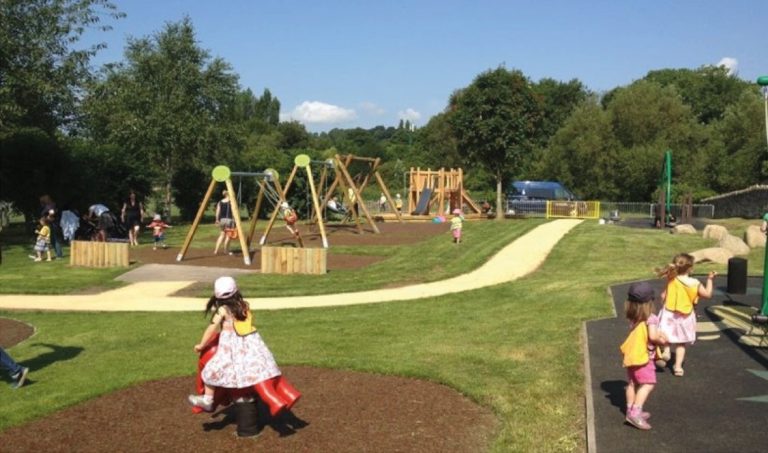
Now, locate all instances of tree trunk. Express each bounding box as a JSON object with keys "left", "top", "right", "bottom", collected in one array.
[
  {"left": 495, "top": 174, "right": 504, "bottom": 220},
  {"left": 164, "top": 155, "right": 173, "bottom": 221}
]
